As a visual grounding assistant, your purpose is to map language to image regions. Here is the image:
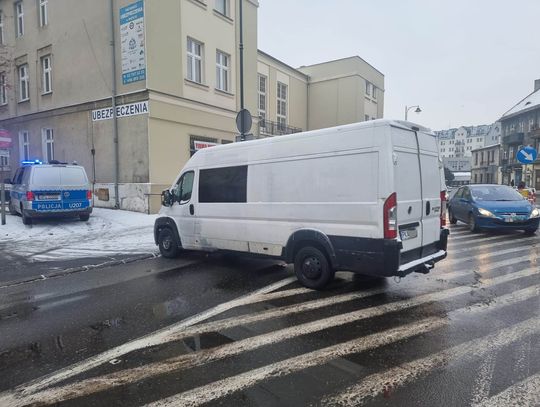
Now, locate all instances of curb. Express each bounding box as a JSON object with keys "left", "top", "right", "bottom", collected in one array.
[{"left": 0, "top": 252, "right": 166, "bottom": 289}]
